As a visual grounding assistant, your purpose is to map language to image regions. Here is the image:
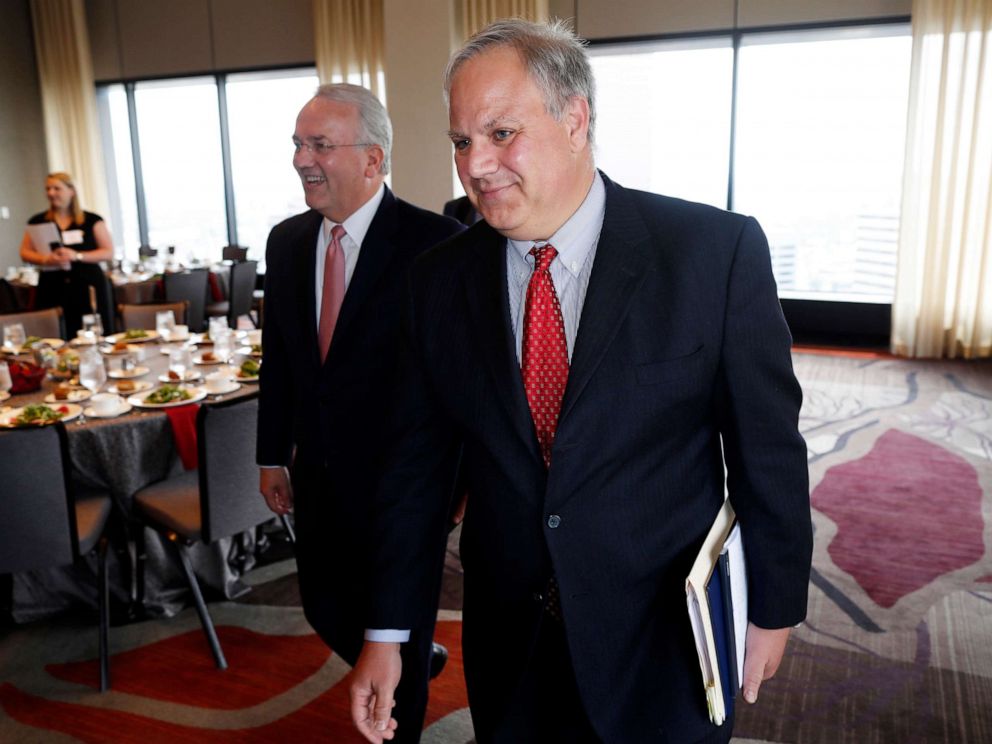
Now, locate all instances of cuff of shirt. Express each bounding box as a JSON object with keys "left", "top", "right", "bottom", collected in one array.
[{"left": 364, "top": 629, "right": 410, "bottom": 643}]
